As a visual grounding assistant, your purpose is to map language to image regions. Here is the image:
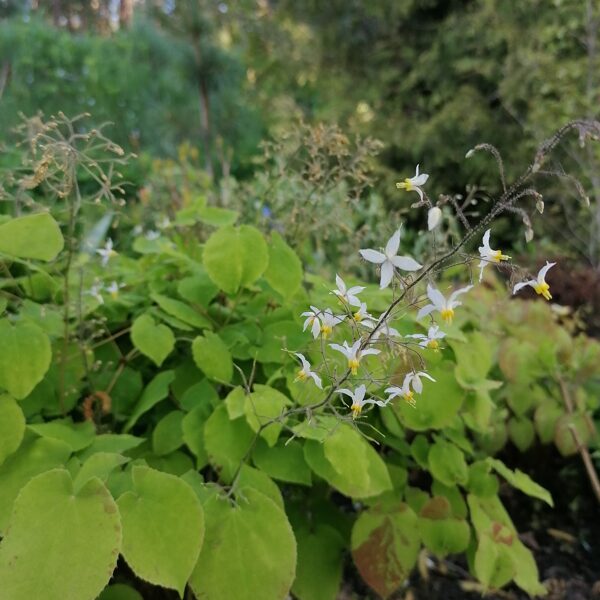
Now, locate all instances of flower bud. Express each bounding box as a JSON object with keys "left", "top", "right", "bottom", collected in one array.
[{"left": 427, "top": 207, "right": 442, "bottom": 231}]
